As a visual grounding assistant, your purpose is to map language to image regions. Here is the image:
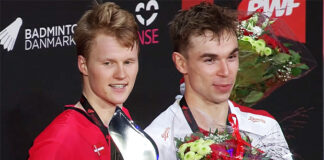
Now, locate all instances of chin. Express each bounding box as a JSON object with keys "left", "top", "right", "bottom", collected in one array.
[
  {"left": 112, "top": 100, "right": 122, "bottom": 104},
  {"left": 113, "top": 100, "right": 126, "bottom": 106},
  {"left": 213, "top": 95, "right": 230, "bottom": 103}
]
